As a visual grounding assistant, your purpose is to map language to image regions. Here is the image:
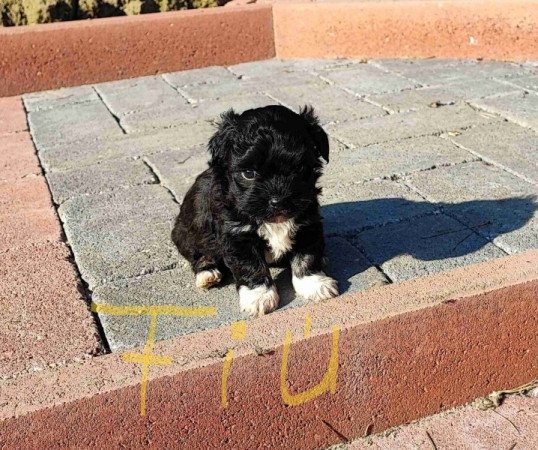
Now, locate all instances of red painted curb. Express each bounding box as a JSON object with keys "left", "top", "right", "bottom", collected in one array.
[
  {"left": 0, "top": 6, "right": 275, "bottom": 97},
  {"left": 1, "top": 250, "right": 537, "bottom": 448}
]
